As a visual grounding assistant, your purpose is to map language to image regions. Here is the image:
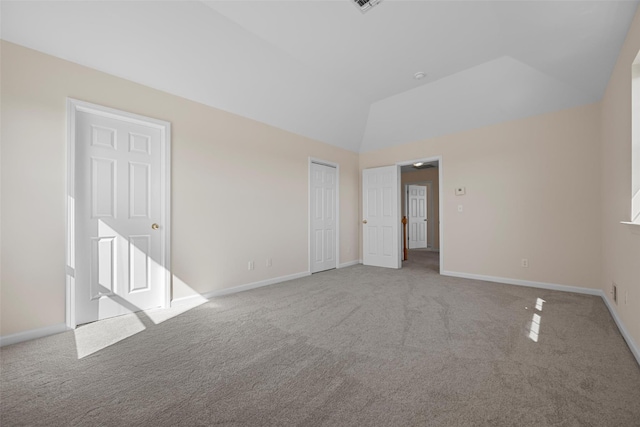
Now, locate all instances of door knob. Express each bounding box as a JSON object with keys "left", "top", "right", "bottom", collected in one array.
[
  {"left": 151, "top": 223, "right": 159, "bottom": 230},
  {"left": 362, "top": 220, "right": 367, "bottom": 224}
]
